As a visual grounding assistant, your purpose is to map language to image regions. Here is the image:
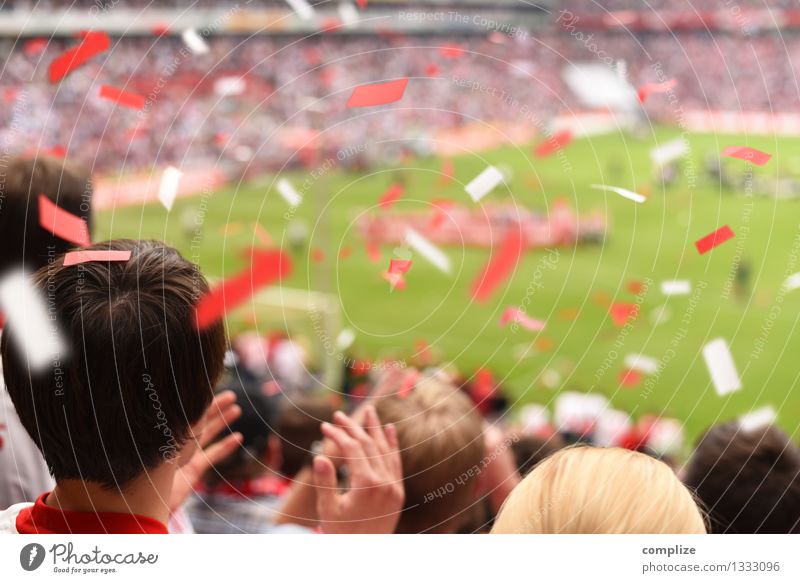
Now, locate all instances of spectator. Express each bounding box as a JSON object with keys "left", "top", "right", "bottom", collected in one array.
[
  {"left": 682, "top": 422, "right": 800, "bottom": 533},
  {"left": 0, "top": 155, "right": 92, "bottom": 509},
  {"left": 511, "top": 433, "right": 565, "bottom": 477},
  {"left": 374, "top": 376, "right": 486, "bottom": 533},
  {"left": 187, "top": 381, "right": 311, "bottom": 533},
  {"left": 0, "top": 239, "right": 238, "bottom": 533},
  {"left": 277, "top": 396, "right": 335, "bottom": 479},
  {"left": 492, "top": 447, "right": 707, "bottom": 533}
]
